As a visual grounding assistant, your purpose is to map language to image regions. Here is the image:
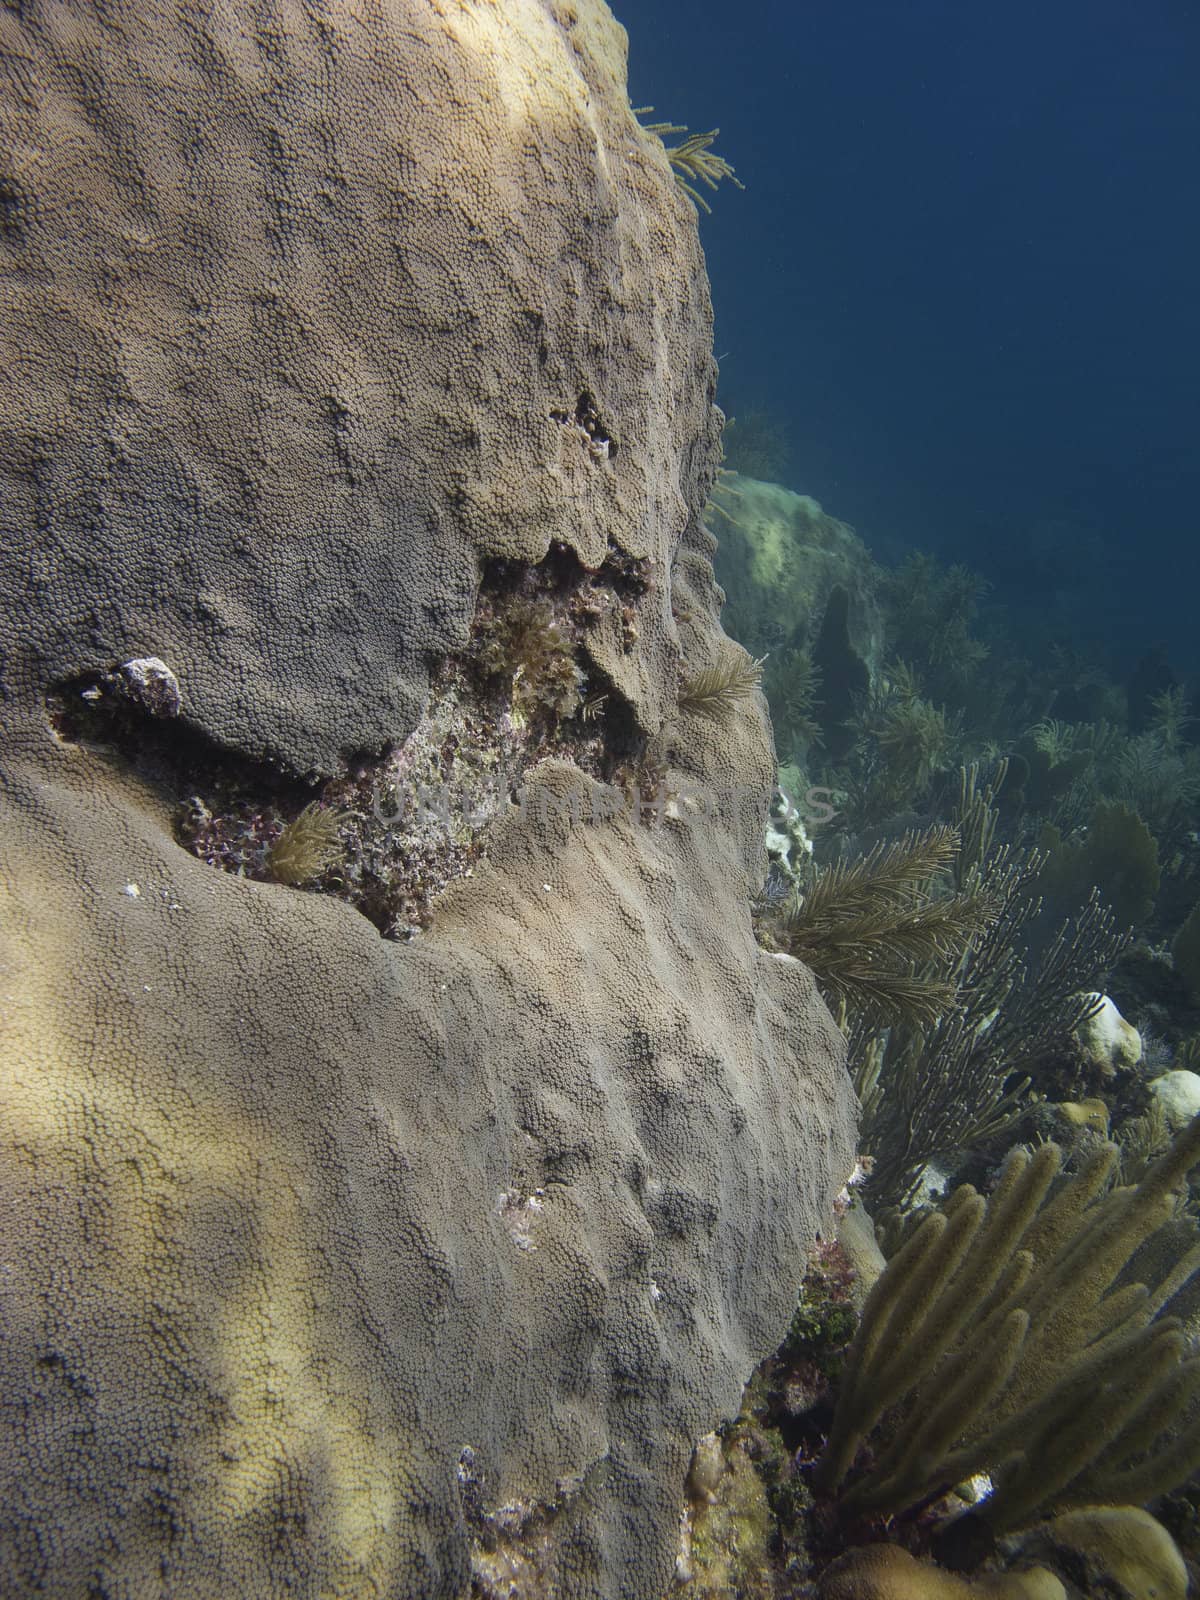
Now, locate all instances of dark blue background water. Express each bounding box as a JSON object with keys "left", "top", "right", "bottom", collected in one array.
[{"left": 612, "top": 0, "right": 1200, "bottom": 675}]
